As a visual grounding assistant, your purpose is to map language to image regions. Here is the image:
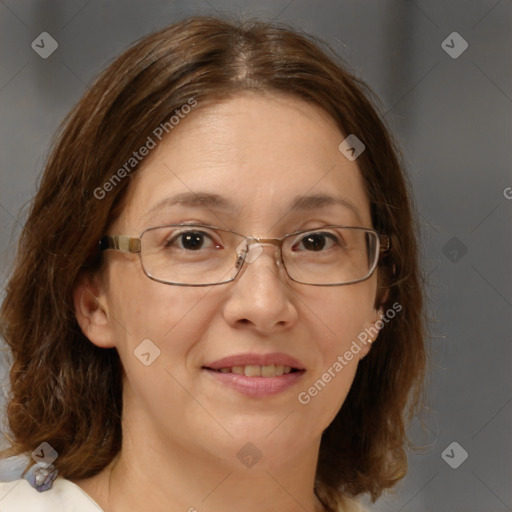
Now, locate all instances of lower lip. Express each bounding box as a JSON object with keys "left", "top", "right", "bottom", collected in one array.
[{"left": 203, "top": 368, "right": 305, "bottom": 397}]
